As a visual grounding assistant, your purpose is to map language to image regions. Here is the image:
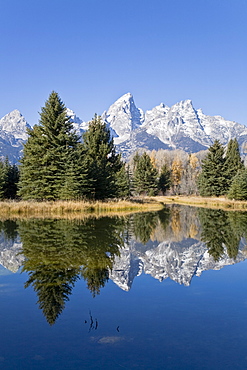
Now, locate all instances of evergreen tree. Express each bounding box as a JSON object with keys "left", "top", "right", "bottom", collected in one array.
[
  {"left": 197, "top": 140, "right": 227, "bottom": 196},
  {"left": 115, "top": 164, "right": 132, "bottom": 198},
  {"left": 133, "top": 152, "right": 158, "bottom": 195},
  {"left": 82, "top": 114, "right": 122, "bottom": 199},
  {"left": 4, "top": 158, "right": 20, "bottom": 199},
  {"left": 158, "top": 164, "right": 171, "bottom": 195},
  {"left": 18, "top": 92, "right": 82, "bottom": 200},
  {"left": 227, "top": 169, "right": 247, "bottom": 200},
  {"left": 224, "top": 138, "right": 244, "bottom": 187},
  {"left": 59, "top": 145, "right": 90, "bottom": 200},
  {"left": 0, "top": 158, "right": 19, "bottom": 199}
]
